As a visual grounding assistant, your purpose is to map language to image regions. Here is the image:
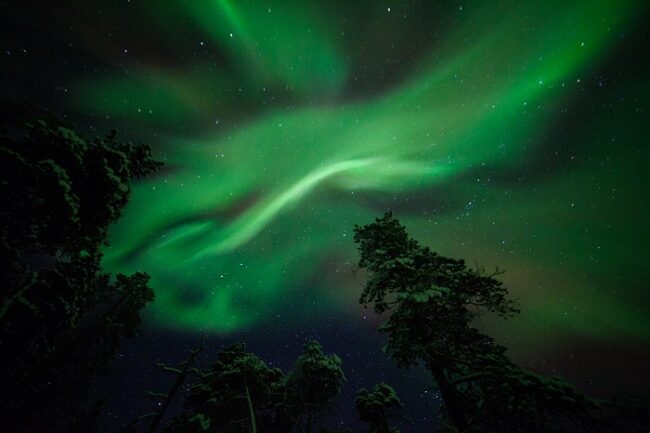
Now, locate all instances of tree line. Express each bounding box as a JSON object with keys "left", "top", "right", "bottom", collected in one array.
[{"left": 0, "top": 106, "right": 646, "bottom": 432}]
